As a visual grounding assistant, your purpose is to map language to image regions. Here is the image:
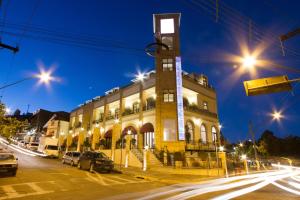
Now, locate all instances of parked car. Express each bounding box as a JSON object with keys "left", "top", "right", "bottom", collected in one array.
[
  {"left": 18, "top": 140, "right": 25, "bottom": 147},
  {"left": 27, "top": 142, "right": 39, "bottom": 151},
  {"left": 0, "top": 152, "right": 18, "bottom": 176},
  {"left": 77, "top": 151, "right": 114, "bottom": 172},
  {"left": 62, "top": 151, "right": 81, "bottom": 166}
]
